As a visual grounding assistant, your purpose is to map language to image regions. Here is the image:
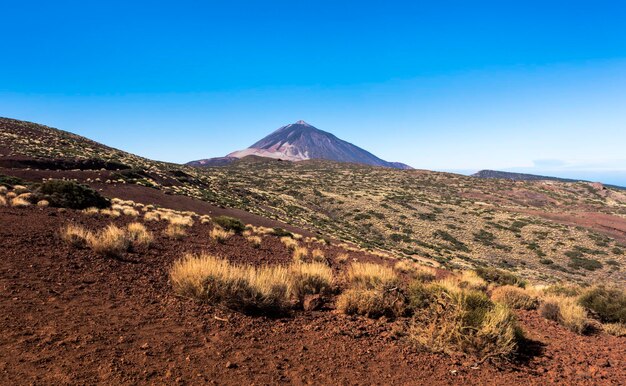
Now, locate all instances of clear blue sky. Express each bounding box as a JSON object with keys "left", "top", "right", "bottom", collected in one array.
[{"left": 2, "top": 1, "right": 626, "bottom": 184}]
